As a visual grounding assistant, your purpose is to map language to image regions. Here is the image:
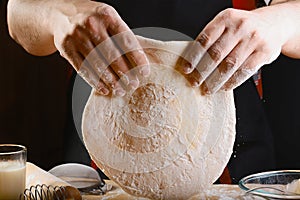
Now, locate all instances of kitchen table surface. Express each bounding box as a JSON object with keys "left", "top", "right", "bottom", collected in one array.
[
  {"left": 26, "top": 162, "right": 265, "bottom": 200},
  {"left": 82, "top": 180, "right": 265, "bottom": 200}
]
